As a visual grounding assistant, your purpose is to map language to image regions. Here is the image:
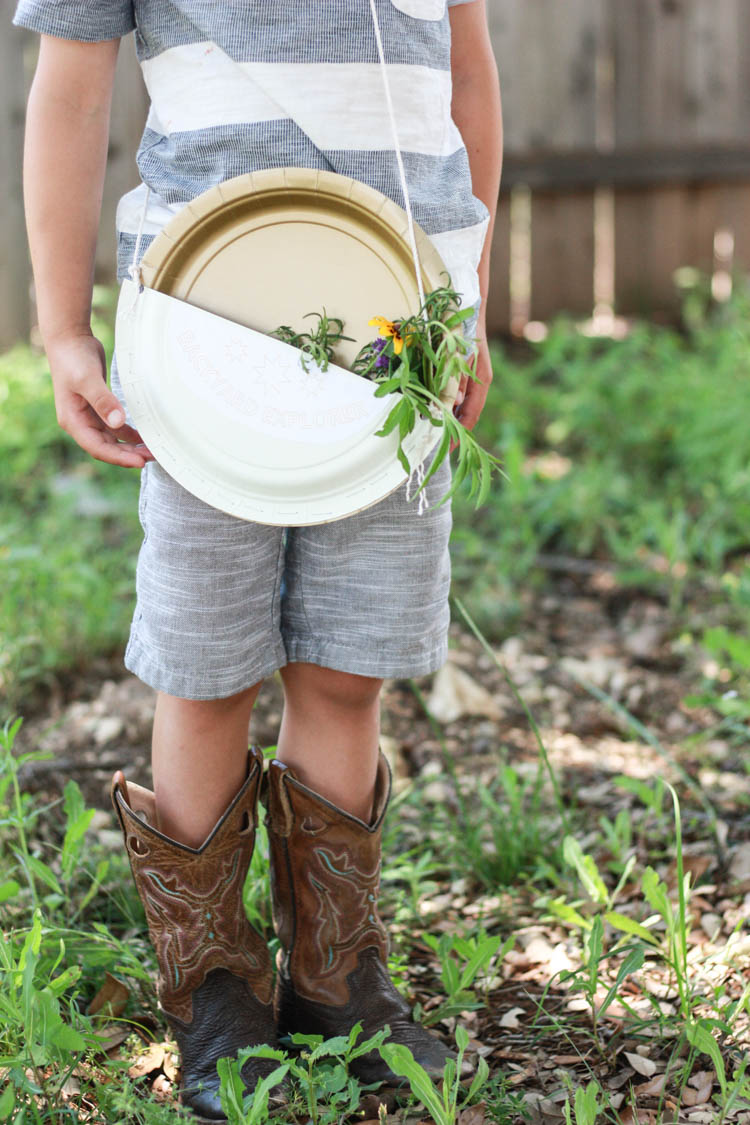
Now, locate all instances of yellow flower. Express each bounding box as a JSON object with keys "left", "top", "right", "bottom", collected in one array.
[{"left": 368, "top": 315, "right": 404, "bottom": 355}]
